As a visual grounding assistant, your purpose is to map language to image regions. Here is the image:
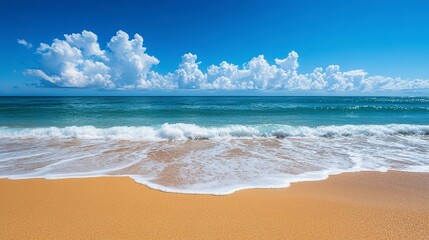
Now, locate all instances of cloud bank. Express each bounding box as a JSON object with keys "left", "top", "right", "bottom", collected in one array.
[{"left": 22, "top": 30, "right": 429, "bottom": 93}]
